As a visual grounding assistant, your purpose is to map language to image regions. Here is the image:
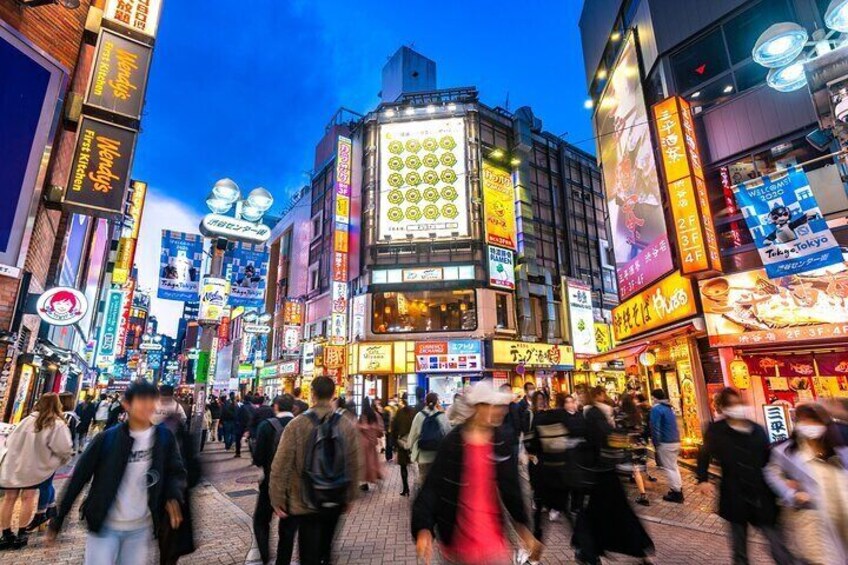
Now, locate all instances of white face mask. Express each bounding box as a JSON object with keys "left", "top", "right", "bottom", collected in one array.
[
  {"left": 795, "top": 424, "right": 827, "bottom": 440},
  {"left": 722, "top": 405, "right": 750, "bottom": 421}
]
